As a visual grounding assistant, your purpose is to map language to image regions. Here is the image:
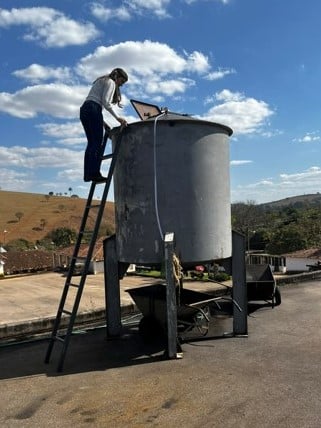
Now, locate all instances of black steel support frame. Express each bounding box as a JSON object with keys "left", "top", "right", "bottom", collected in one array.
[
  {"left": 103, "top": 230, "right": 247, "bottom": 357},
  {"left": 232, "top": 230, "right": 248, "bottom": 336}
]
